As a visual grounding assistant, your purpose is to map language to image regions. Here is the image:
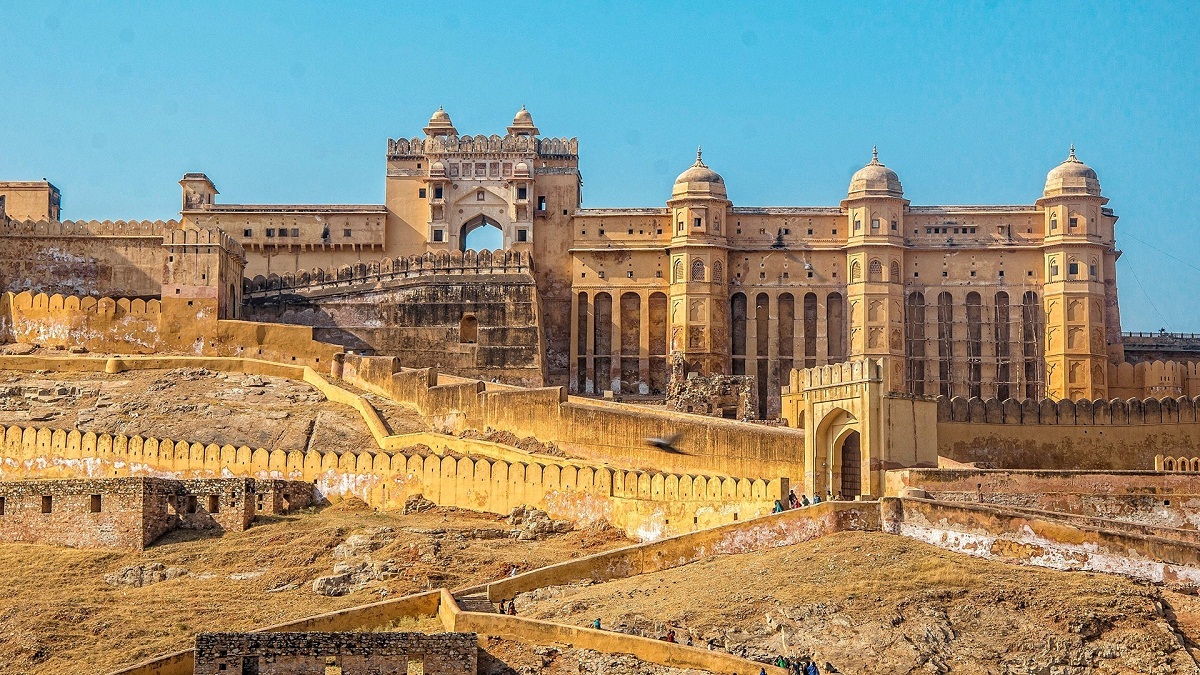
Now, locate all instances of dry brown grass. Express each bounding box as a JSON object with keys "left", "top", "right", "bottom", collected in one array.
[{"left": 0, "top": 506, "right": 630, "bottom": 674}]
